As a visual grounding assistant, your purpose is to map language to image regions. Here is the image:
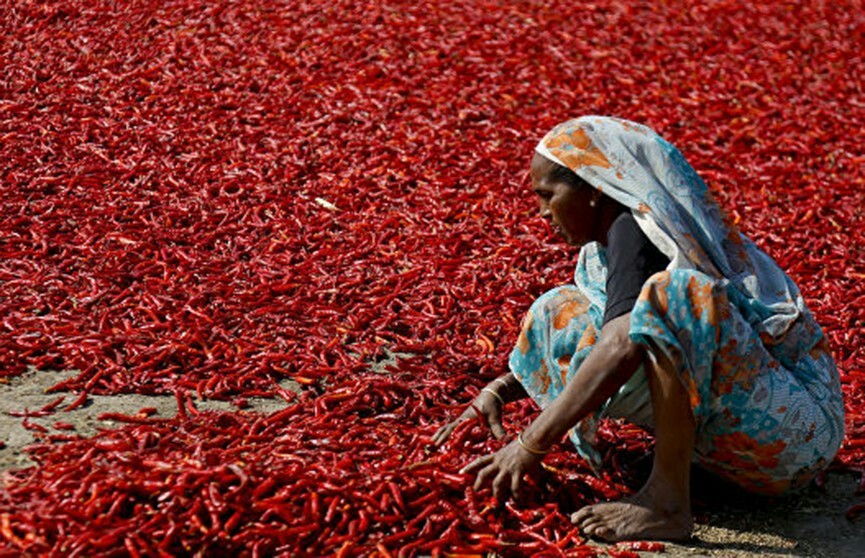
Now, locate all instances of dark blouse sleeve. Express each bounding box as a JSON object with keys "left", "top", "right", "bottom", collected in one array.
[{"left": 603, "top": 212, "right": 670, "bottom": 327}]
